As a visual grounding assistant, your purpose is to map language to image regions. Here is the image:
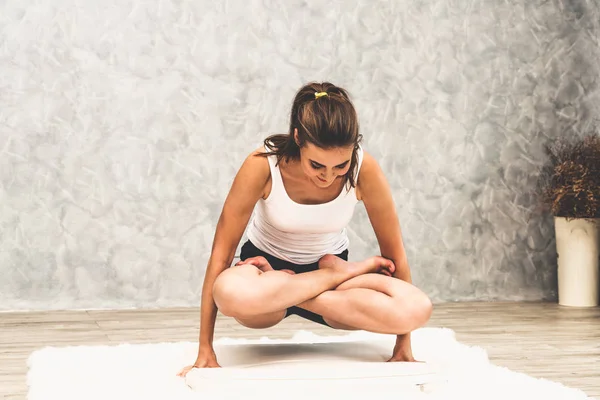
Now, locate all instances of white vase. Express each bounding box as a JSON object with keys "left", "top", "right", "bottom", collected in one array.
[{"left": 554, "top": 216, "right": 600, "bottom": 307}]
